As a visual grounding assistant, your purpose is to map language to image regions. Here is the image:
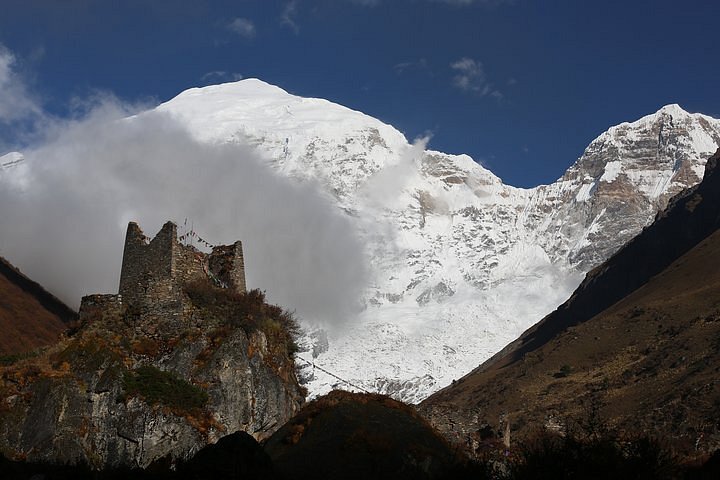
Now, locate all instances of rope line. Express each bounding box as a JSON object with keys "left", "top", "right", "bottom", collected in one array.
[
  {"left": 177, "top": 218, "right": 230, "bottom": 288},
  {"left": 295, "top": 356, "right": 371, "bottom": 394},
  {"left": 1, "top": 159, "right": 23, "bottom": 169}
]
